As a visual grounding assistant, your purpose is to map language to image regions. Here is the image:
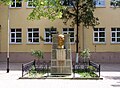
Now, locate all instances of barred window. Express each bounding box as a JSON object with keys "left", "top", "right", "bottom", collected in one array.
[
  {"left": 10, "top": 0, "right": 22, "bottom": 8},
  {"left": 10, "top": 28, "right": 22, "bottom": 44},
  {"left": 110, "top": 0, "right": 120, "bottom": 7},
  {"left": 94, "top": 0, "right": 105, "bottom": 7},
  {"left": 27, "top": 0, "right": 35, "bottom": 8},
  {"left": 93, "top": 28, "right": 106, "bottom": 43},
  {"left": 27, "top": 28, "right": 40, "bottom": 44},
  {"left": 61, "top": 0, "right": 76, "bottom": 6},
  {"left": 111, "top": 28, "right": 120, "bottom": 43},
  {"left": 63, "top": 28, "right": 74, "bottom": 43},
  {"left": 44, "top": 28, "right": 57, "bottom": 43}
]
